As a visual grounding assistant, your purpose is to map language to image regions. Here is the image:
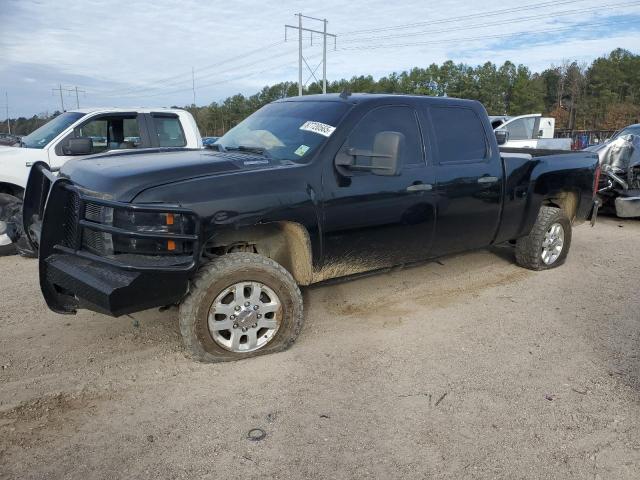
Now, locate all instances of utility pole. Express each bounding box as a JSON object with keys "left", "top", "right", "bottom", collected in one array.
[
  {"left": 53, "top": 84, "right": 65, "bottom": 111},
  {"left": 322, "top": 19, "right": 327, "bottom": 94},
  {"left": 5, "top": 92, "right": 10, "bottom": 135},
  {"left": 52, "top": 85, "right": 86, "bottom": 110},
  {"left": 285, "top": 14, "right": 336, "bottom": 96},
  {"left": 73, "top": 86, "right": 86, "bottom": 108},
  {"left": 192, "top": 66, "right": 196, "bottom": 106}
]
